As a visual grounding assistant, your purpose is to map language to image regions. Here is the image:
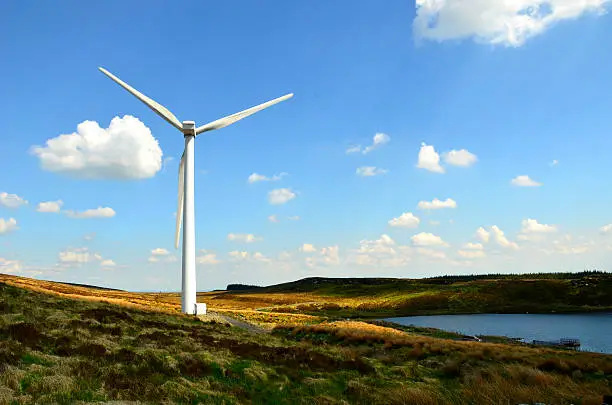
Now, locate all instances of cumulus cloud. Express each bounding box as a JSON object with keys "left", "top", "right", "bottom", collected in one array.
[
  {"left": 601, "top": 224, "right": 612, "bottom": 234},
  {"left": 358, "top": 234, "right": 397, "bottom": 255},
  {"left": 521, "top": 219, "right": 557, "bottom": 233},
  {"left": 320, "top": 245, "right": 341, "bottom": 265},
  {"left": 417, "top": 198, "right": 457, "bottom": 210},
  {"left": 148, "top": 248, "right": 177, "bottom": 263},
  {"left": 442, "top": 149, "right": 478, "bottom": 167},
  {"left": 197, "top": 253, "right": 220, "bottom": 265},
  {"left": 413, "top": 0, "right": 611, "bottom": 47},
  {"left": 463, "top": 242, "right": 484, "bottom": 250},
  {"left": 58, "top": 247, "right": 103, "bottom": 264},
  {"left": 416, "top": 143, "right": 444, "bottom": 173},
  {"left": 411, "top": 232, "right": 448, "bottom": 247},
  {"left": 151, "top": 248, "right": 170, "bottom": 256},
  {"left": 31, "top": 116, "right": 162, "bottom": 179},
  {"left": 100, "top": 259, "right": 116, "bottom": 267},
  {"left": 228, "top": 251, "right": 271, "bottom": 263},
  {"left": 476, "top": 227, "right": 490, "bottom": 243},
  {"left": 356, "top": 166, "right": 388, "bottom": 177},
  {"left": 346, "top": 133, "right": 390, "bottom": 155},
  {"left": 268, "top": 188, "right": 296, "bottom": 205},
  {"left": 511, "top": 175, "right": 542, "bottom": 187},
  {"left": 227, "top": 233, "right": 262, "bottom": 243},
  {"left": 268, "top": 215, "right": 279, "bottom": 223},
  {"left": 36, "top": 200, "right": 63, "bottom": 213},
  {"left": 65, "top": 207, "right": 115, "bottom": 219},
  {"left": 388, "top": 212, "right": 420, "bottom": 228},
  {"left": 300, "top": 243, "right": 317, "bottom": 253},
  {"left": 248, "top": 172, "right": 287, "bottom": 183},
  {"left": 0, "top": 193, "right": 28, "bottom": 208},
  {"left": 0, "top": 218, "right": 18, "bottom": 234},
  {"left": 491, "top": 225, "right": 519, "bottom": 249},
  {"left": 363, "top": 133, "right": 390, "bottom": 154}
]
